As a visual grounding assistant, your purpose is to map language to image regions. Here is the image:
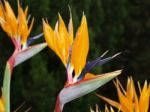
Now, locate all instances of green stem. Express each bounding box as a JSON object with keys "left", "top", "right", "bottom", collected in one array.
[{"left": 3, "top": 62, "right": 11, "bottom": 112}]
